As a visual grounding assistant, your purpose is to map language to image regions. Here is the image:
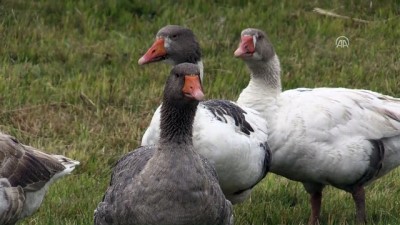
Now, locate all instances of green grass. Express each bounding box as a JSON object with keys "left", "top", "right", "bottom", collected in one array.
[{"left": 0, "top": 0, "right": 399, "bottom": 224}]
